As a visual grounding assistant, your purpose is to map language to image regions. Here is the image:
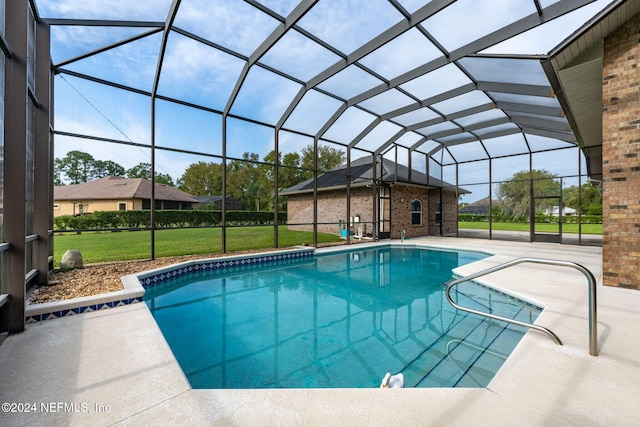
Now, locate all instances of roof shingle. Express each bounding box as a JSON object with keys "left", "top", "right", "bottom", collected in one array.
[{"left": 54, "top": 177, "right": 198, "bottom": 202}]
